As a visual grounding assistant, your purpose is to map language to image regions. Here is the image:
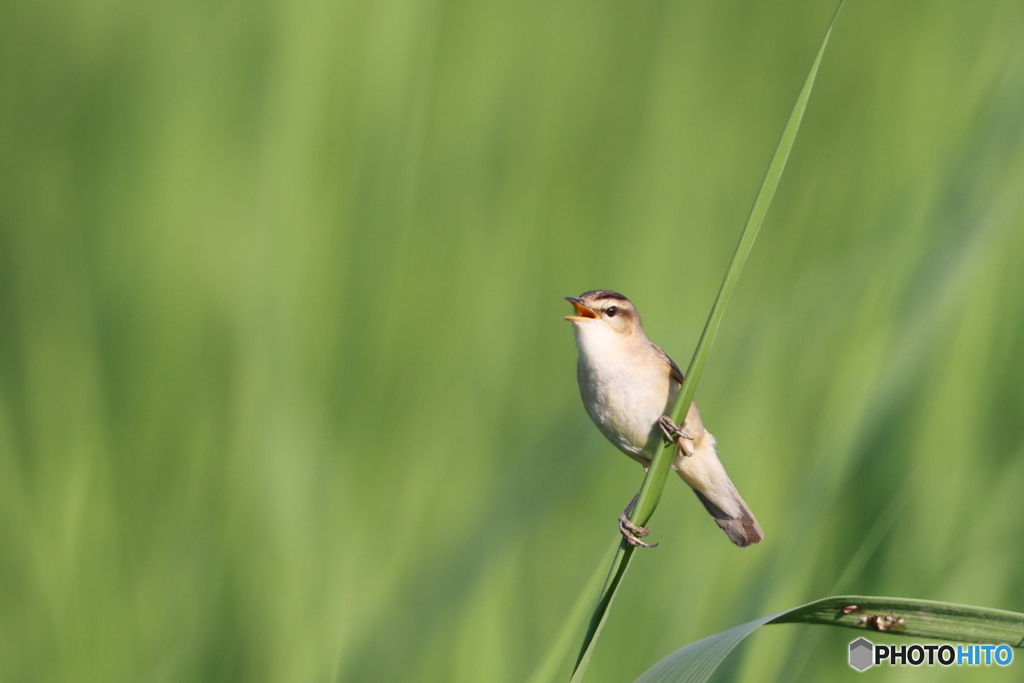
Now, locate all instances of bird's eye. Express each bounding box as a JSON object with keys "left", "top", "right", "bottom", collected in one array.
[{"left": 605, "top": 306, "right": 618, "bottom": 317}]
